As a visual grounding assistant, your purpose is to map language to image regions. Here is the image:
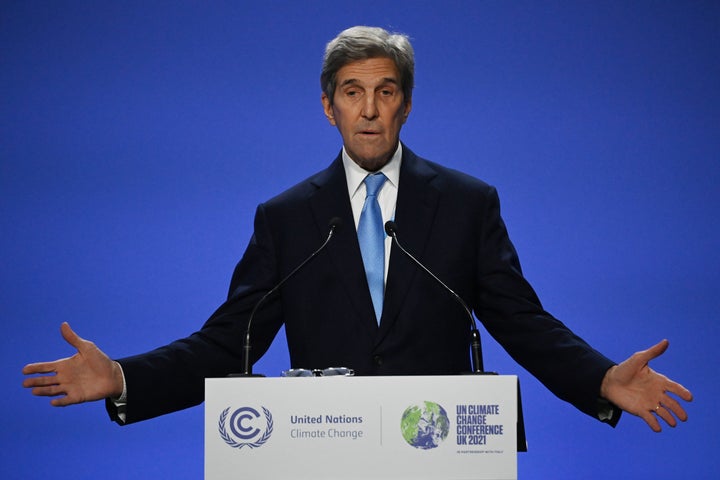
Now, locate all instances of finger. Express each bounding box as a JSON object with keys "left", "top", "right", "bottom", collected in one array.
[
  {"left": 30, "top": 384, "right": 84, "bottom": 406},
  {"left": 60, "top": 322, "right": 86, "bottom": 350},
  {"left": 639, "top": 410, "right": 662, "bottom": 433},
  {"left": 23, "top": 374, "right": 59, "bottom": 389},
  {"left": 30, "top": 384, "right": 66, "bottom": 397},
  {"left": 659, "top": 396, "right": 688, "bottom": 422},
  {"left": 22, "top": 361, "right": 60, "bottom": 375},
  {"left": 665, "top": 381, "right": 693, "bottom": 402},
  {"left": 51, "top": 395, "right": 77, "bottom": 407},
  {"left": 636, "top": 339, "right": 669, "bottom": 363},
  {"left": 654, "top": 405, "right": 677, "bottom": 428}
]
